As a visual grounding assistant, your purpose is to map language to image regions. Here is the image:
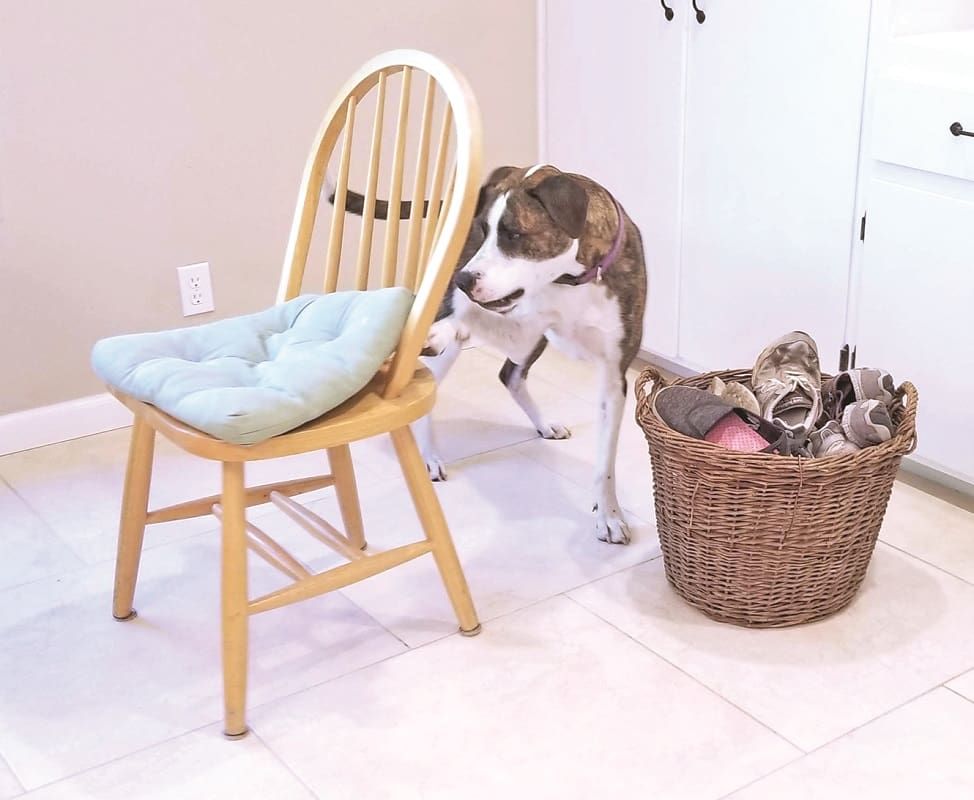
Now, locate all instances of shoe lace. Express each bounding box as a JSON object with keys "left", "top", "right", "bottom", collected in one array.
[{"left": 760, "top": 374, "right": 814, "bottom": 406}]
